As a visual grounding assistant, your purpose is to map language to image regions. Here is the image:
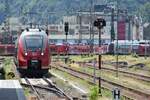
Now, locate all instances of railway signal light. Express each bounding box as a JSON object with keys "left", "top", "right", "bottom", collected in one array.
[
  {"left": 64, "top": 22, "right": 69, "bottom": 35},
  {"left": 94, "top": 18, "right": 106, "bottom": 29},
  {"left": 64, "top": 22, "right": 69, "bottom": 60}
]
